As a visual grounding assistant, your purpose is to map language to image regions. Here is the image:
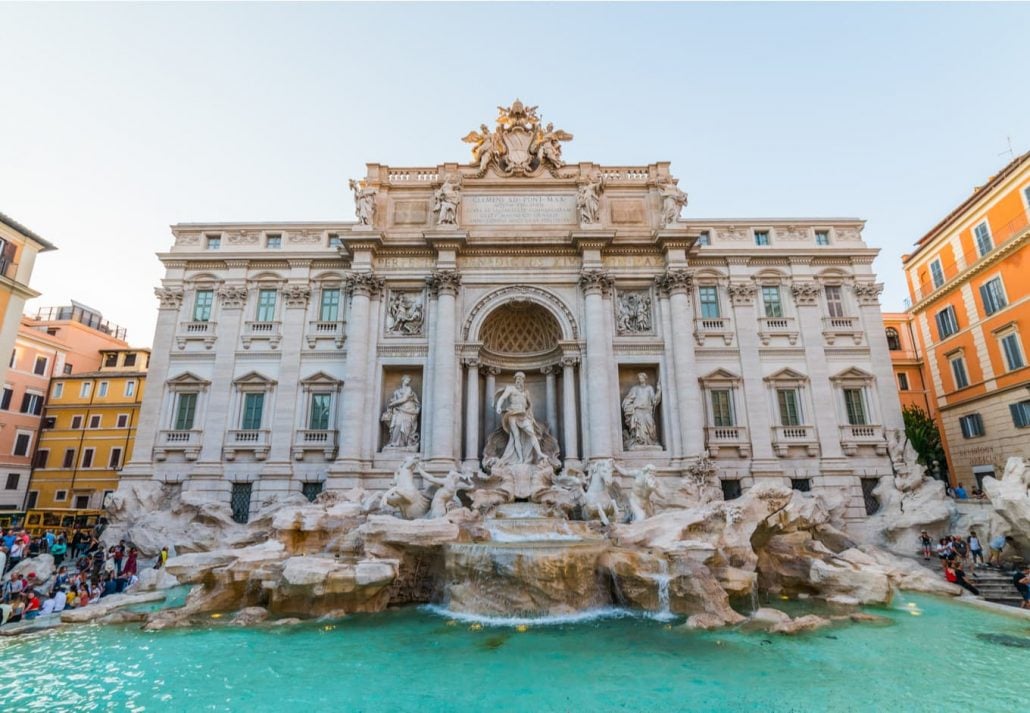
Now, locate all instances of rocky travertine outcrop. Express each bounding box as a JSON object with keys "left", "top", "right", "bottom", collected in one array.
[{"left": 983, "top": 457, "right": 1030, "bottom": 553}]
